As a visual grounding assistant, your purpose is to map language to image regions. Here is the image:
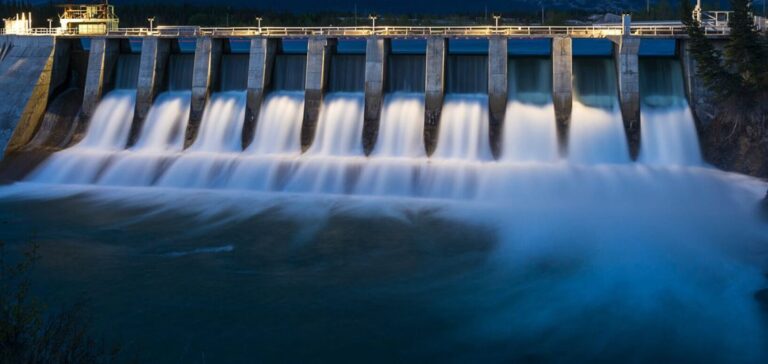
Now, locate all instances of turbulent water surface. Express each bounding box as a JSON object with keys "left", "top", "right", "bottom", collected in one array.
[
  {"left": 0, "top": 165, "right": 767, "bottom": 362},
  {"left": 1, "top": 56, "right": 768, "bottom": 362}
]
